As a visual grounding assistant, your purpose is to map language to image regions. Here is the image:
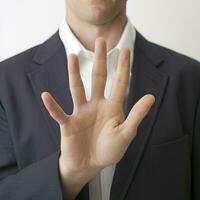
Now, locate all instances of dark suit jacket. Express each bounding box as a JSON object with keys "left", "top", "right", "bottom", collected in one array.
[{"left": 0, "top": 30, "right": 200, "bottom": 200}]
